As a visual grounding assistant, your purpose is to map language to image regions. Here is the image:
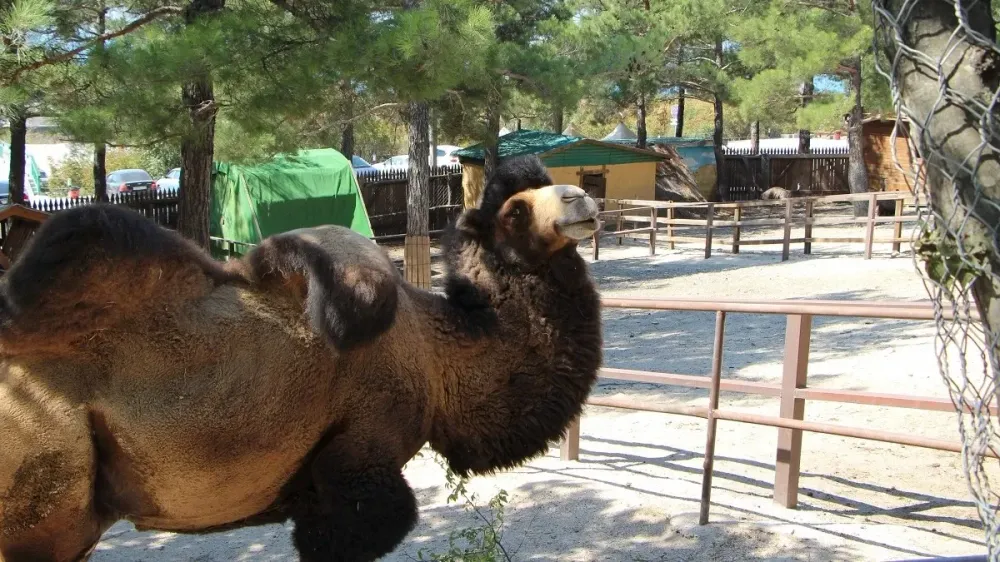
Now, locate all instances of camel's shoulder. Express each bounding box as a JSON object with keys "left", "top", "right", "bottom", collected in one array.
[
  {"left": 0, "top": 204, "right": 240, "bottom": 354},
  {"left": 240, "top": 225, "right": 401, "bottom": 352}
]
